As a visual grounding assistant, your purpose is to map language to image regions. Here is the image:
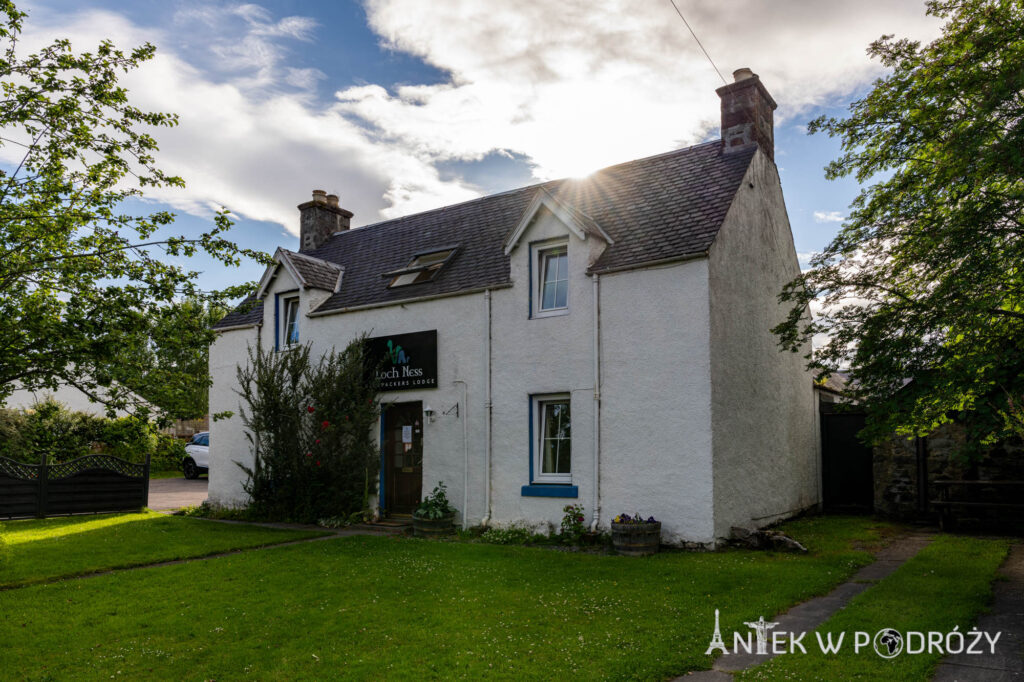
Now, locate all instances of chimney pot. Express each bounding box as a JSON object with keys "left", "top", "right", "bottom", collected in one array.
[
  {"left": 326, "top": 194, "right": 339, "bottom": 208},
  {"left": 312, "top": 189, "right": 327, "bottom": 203},
  {"left": 732, "top": 67, "right": 754, "bottom": 82},
  {"left": 716, "top": 68, "right": 778, "bottom": 162}
]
